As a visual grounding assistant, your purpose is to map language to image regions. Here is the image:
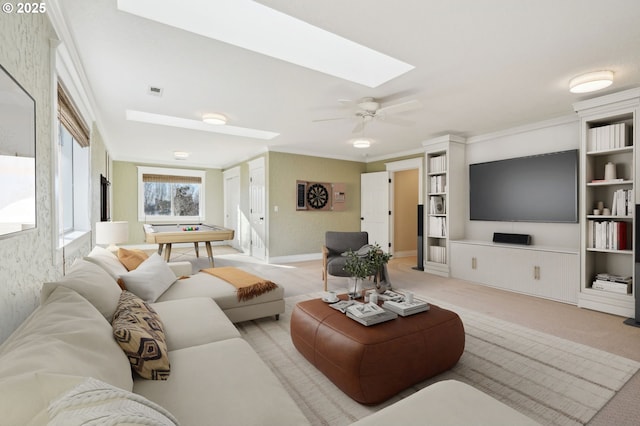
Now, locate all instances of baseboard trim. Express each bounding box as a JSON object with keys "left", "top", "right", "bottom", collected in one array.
[{"left": 268, "top": 252, "right": 323, "bottom": 264}]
